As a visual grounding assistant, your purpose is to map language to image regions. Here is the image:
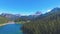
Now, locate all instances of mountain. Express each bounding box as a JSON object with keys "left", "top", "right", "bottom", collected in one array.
[
  {"left": 35, "top": 11, "right": 42, "bottom": 15},
  {"left": 0, "top": 13, "right": 21, "bottom": 20},
  {"left": 35, "top": 7, "right": 60, "bottom": 20},
  {"left": 26, "top": 11, "right": 42, "bottom": 20},
  {"left": 22, "top": 7, "right": 60, "bottom": 34}
]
